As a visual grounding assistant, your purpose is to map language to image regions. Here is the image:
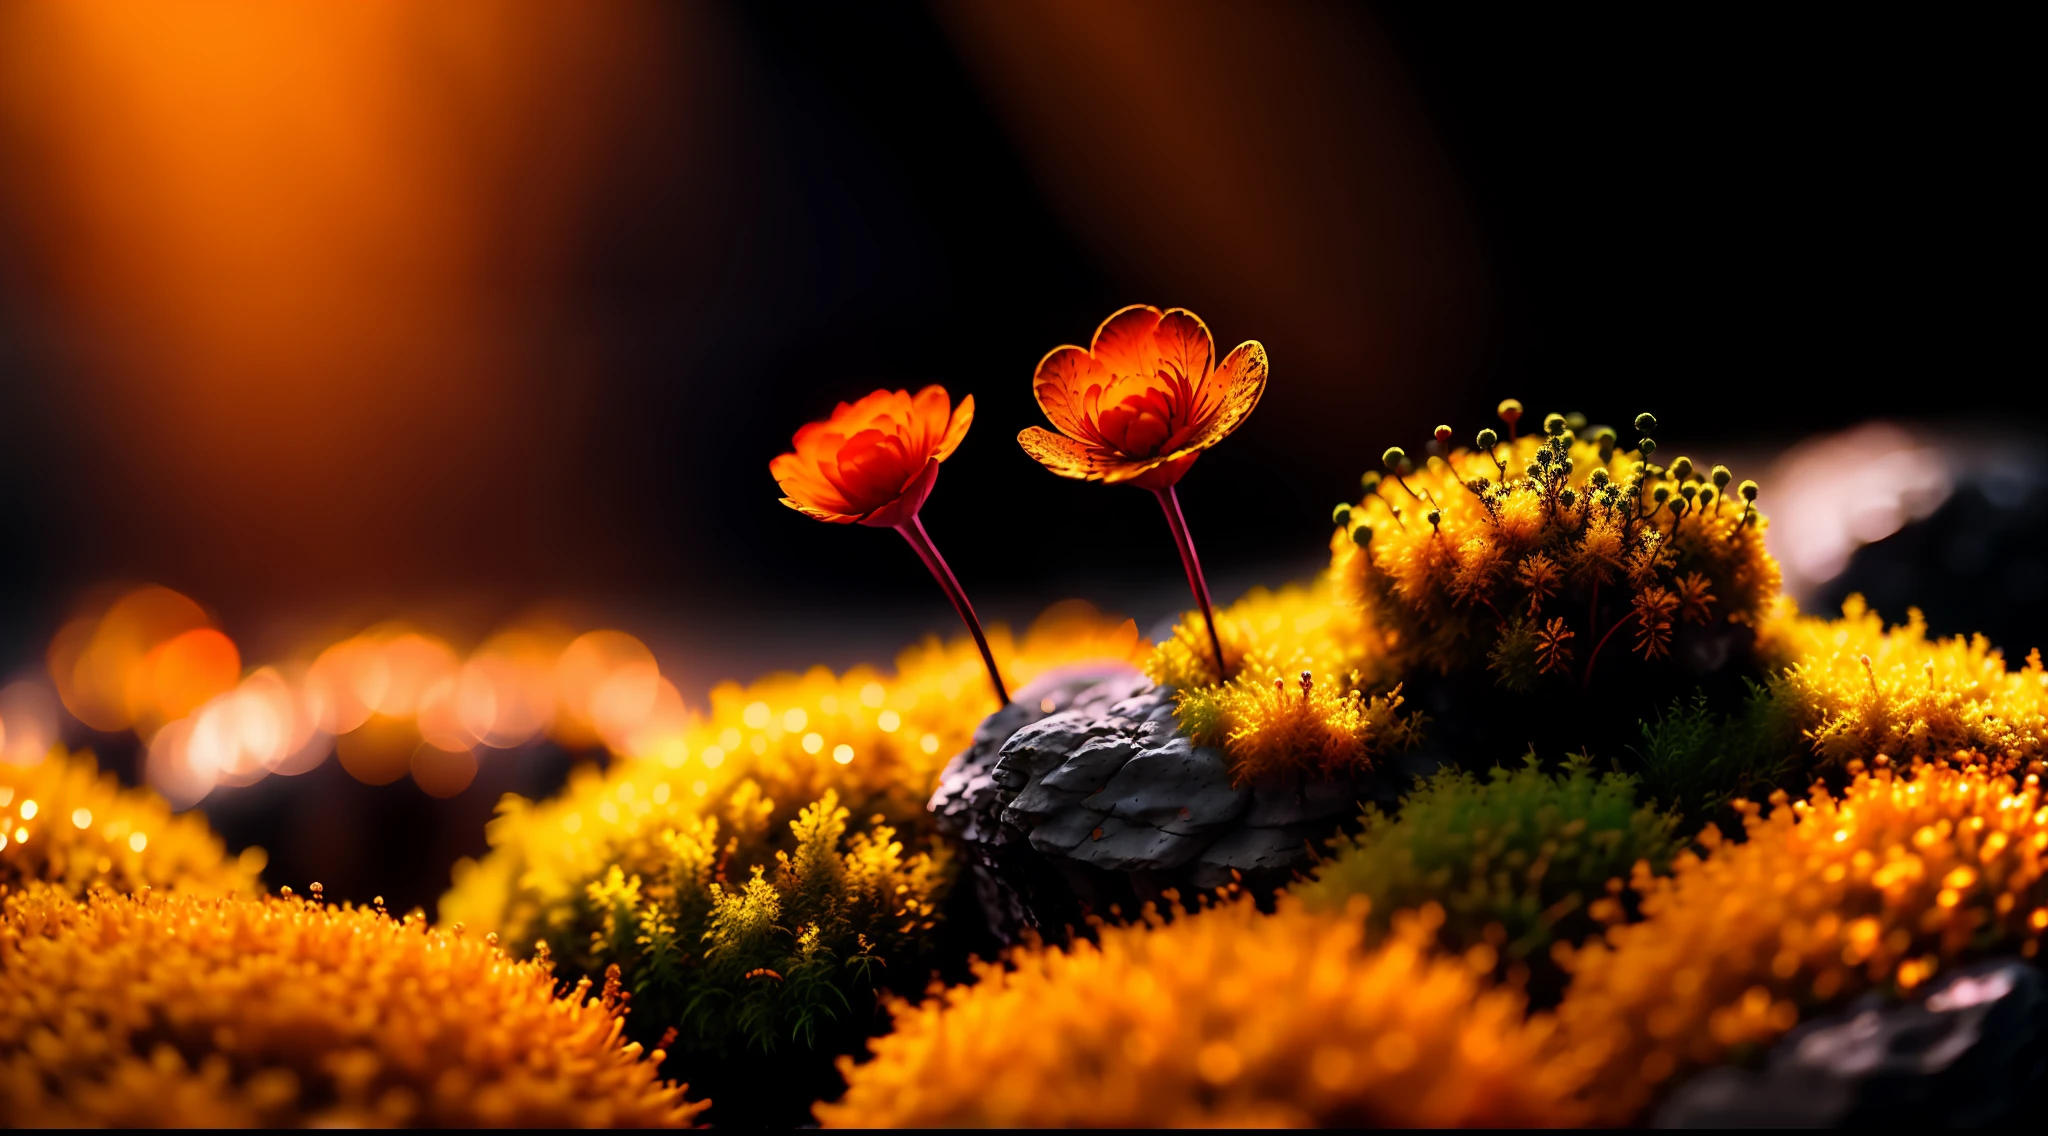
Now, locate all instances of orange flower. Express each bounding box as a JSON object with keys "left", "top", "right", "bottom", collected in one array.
[
  {"left": 771, "top": 386, "right": 974, "bottom": 528},
  {"left": 1018, "top": 305, "right": 1267, "bottom": 491}
]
